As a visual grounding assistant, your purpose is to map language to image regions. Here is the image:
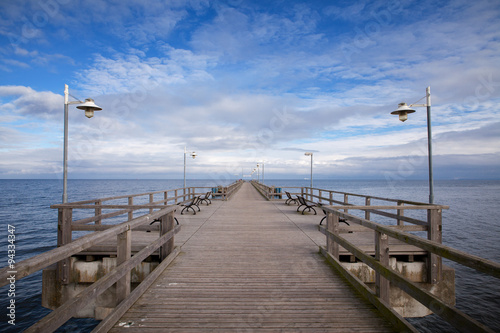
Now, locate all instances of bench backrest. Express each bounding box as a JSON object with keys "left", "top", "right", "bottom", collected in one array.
[{"left": 297, "top": 196, "right": 306, "bottom": 205}]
